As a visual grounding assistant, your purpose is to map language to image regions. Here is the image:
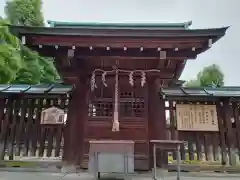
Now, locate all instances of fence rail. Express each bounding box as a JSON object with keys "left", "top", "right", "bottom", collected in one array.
[
  {"left": 0, "top": 97, "right": 68, "bottom": 161},
  {"left": 1, "top": 98, "right": 240, "bottom": 167},
  {"left": 165, "top": 100, "right": 240, "bottom": 166}
]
